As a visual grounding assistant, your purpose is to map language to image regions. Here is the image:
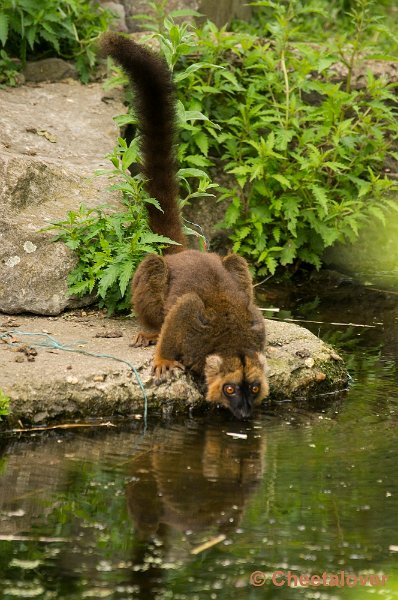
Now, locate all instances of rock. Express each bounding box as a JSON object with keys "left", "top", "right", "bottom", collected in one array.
[
  {"left": 0, "top": 81, "right": 124, "bottom": 315},
  {"left": 0, "top": 222, "right": 96, "bottom": 314},
  {"left": 23, "top": 58, "right": 78, "bottom": 82},
  {"left": 264, "top": 319, "right": 346, "bottom": 399},
  {"left": 0, "top": 313, "right": 348, "bottom": 425},
  {"left": 122, "top": 0, "right": 251, "bottom": 31},
  {"left": 101, "top": 1, "right": 128, "bottom": 32}
]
